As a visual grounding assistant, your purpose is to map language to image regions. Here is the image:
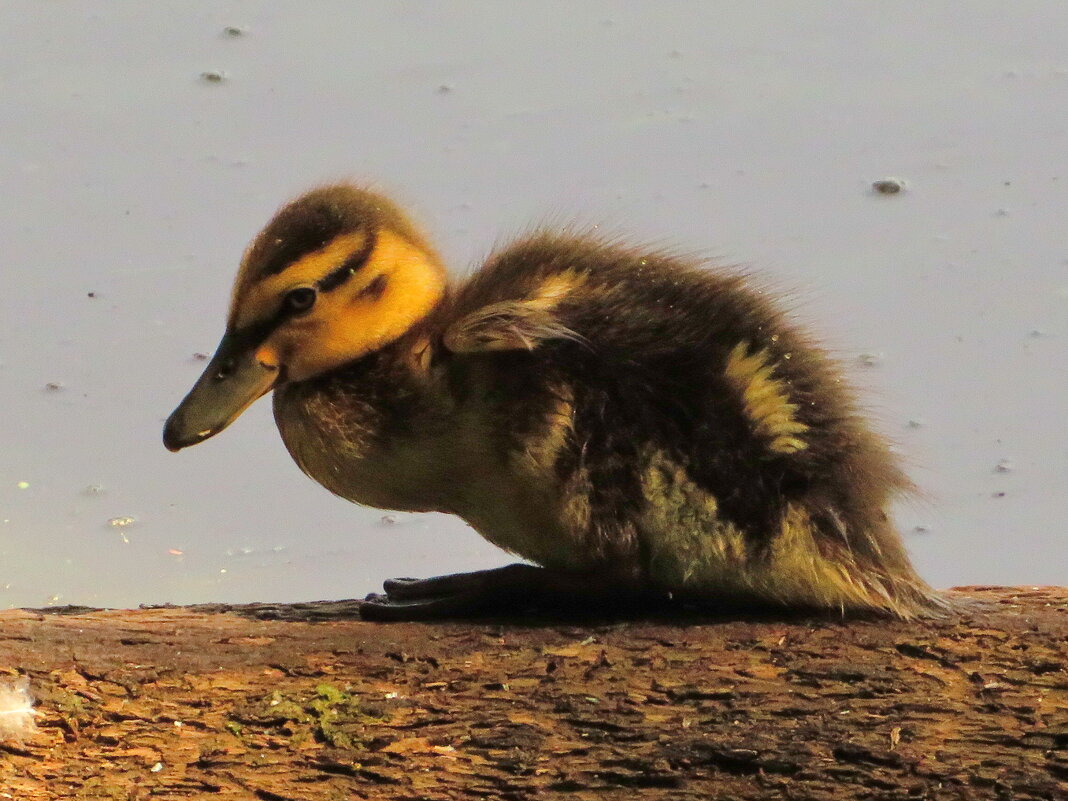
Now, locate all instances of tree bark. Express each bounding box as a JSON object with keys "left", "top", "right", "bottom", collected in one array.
[{"left": 0, "top": 586, "right": 1064, "bottom": 800}]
